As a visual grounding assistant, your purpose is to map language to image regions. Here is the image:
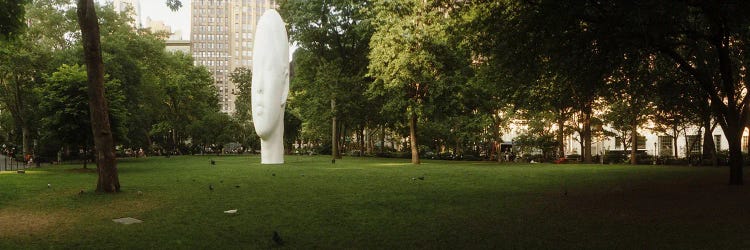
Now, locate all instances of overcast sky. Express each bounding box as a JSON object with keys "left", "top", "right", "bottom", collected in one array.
[
  {"left": 96, "top": 0, "right": 192, "bottom": 37},
  {"left": 139, "top": 0, "right": 191, "bottom": 37}
]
